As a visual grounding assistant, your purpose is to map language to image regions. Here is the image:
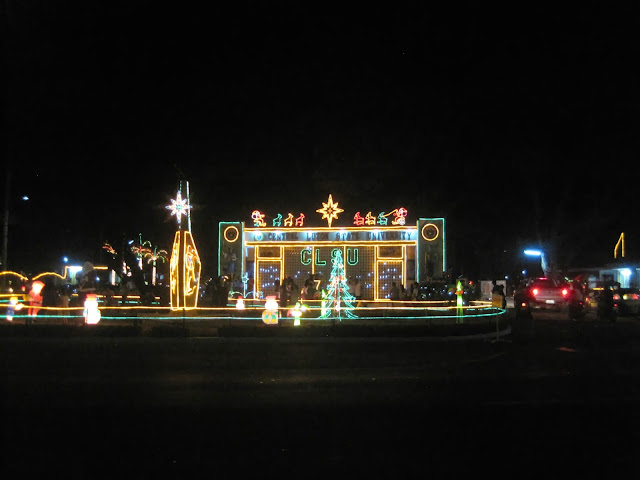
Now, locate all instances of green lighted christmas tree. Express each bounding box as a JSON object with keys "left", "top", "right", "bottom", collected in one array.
[{"left": 320, "top": 249, "right": 358, "bottom": 320}]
